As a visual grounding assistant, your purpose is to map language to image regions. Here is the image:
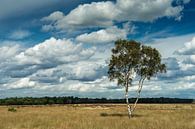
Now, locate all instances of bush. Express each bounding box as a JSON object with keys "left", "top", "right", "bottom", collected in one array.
[
  {"left": 8, "top": 107, "right": 17, "bottom": 112},
  {"left": 100, "top": 113, "right": 108, "bottom": 116}
]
